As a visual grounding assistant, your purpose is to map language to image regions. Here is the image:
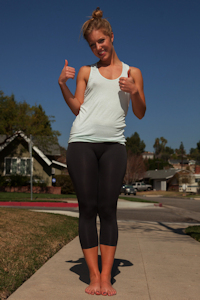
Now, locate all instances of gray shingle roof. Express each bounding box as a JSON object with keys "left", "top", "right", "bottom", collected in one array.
[
  {"left": 0, "top": 133, "right": 60, "bottom": 156},
  {"left": 144, "top": 169, "right": 180, "bottom": 180},
  {"left": 0, "top": 135, "right": 7, "bottom": 144}
]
